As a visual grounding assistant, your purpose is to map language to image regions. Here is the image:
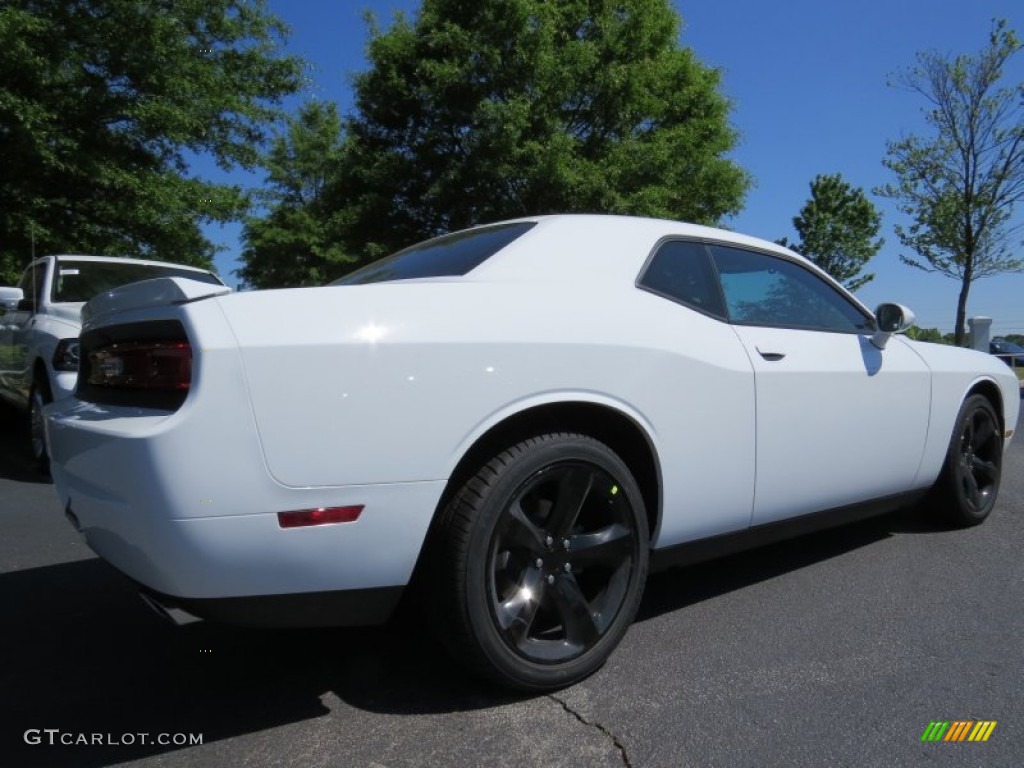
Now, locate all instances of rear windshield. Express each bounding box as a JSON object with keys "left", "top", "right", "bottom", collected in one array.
[
  {"left": 331, "top": 222, "right": 536, "bottom": 285},
  {"left": 52, "top": 260, "right": 224, "bottom": 303}
]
